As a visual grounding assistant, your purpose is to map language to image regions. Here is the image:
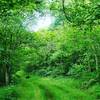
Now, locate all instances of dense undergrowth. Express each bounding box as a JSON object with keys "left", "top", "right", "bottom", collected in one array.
[{"left": 0, "top": 76, "right": 100, "bottom": 100}]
